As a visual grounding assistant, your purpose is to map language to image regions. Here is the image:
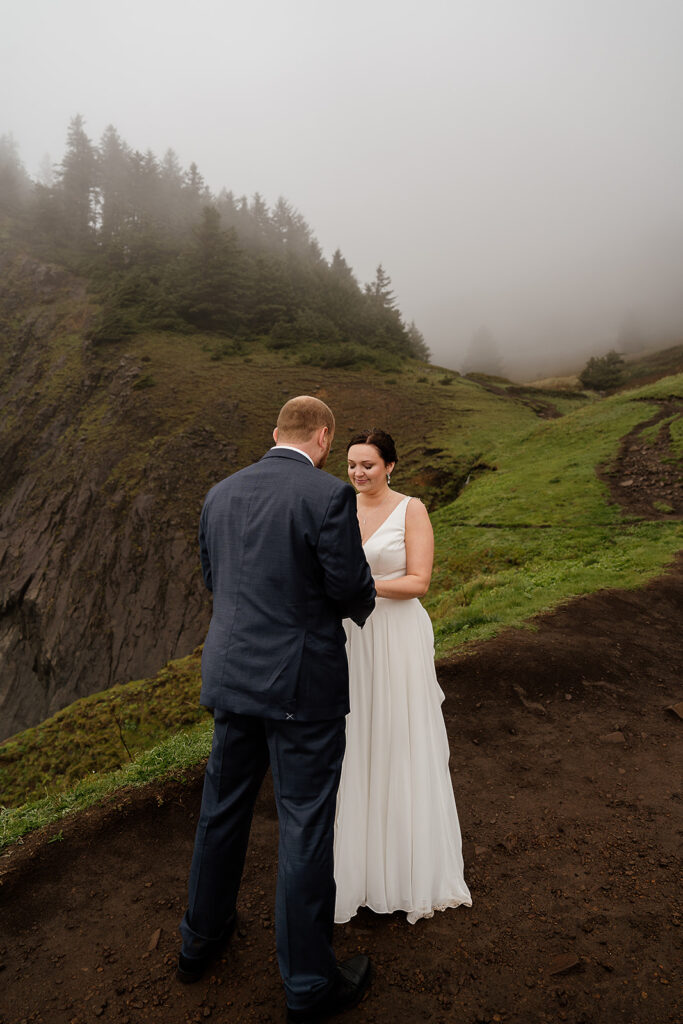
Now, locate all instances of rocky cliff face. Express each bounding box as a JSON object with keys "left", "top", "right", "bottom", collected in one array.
[{"left": 0, "top": 251, "right": 235, "bottom": 740}]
